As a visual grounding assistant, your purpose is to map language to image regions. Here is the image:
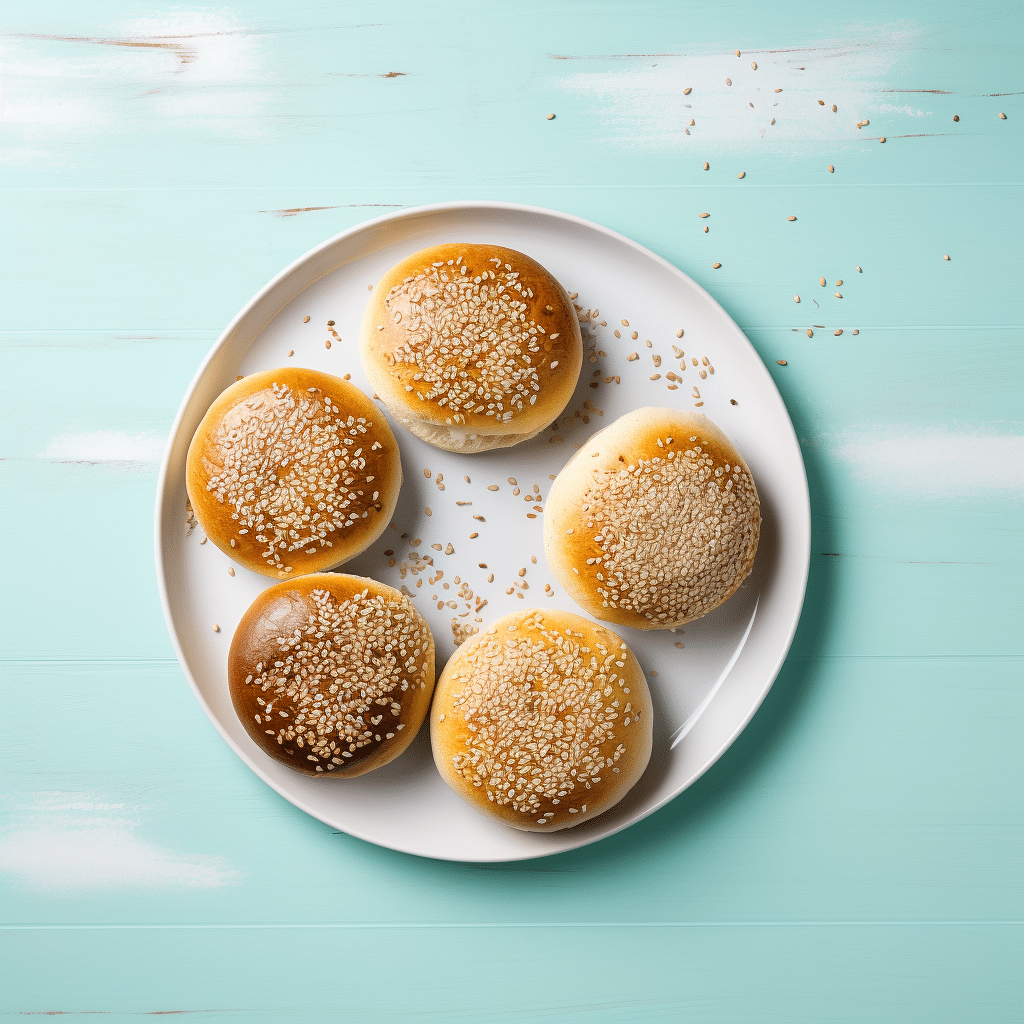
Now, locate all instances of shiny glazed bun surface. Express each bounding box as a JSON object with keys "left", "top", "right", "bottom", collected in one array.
[
  {"left": 186, "top": 367, "right": 401, "bottom": 578},
  {"left": 360, "top": 243, "right": 582, "bottom": 452},
  {"left": 229, "top": 573, "right": 435, "bottom": 778}
]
